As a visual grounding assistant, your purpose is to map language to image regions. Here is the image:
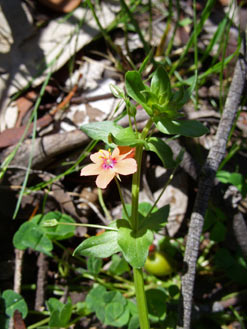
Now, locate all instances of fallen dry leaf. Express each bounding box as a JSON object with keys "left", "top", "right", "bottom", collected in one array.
[
  {"left": 0, "top": 114, "right": 53, "bottom": 149},
  {"left": 38, "top": 0, "right": 81, "bottom": 13},
  {"left": 16, "top": 90, "right": 37, "bottom": 127}
]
